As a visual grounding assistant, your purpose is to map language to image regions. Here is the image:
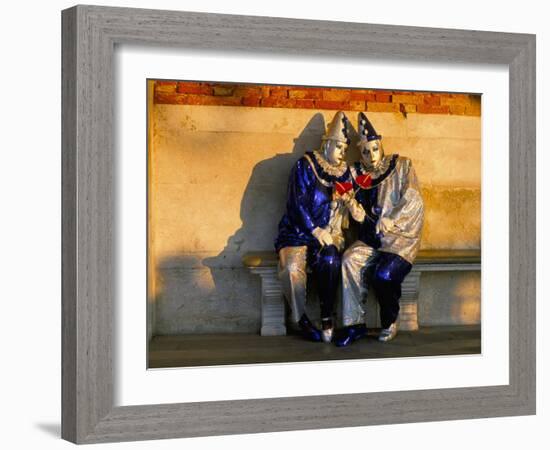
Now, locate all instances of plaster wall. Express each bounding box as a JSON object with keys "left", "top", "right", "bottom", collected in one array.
[{"left": 149, "top": 105, "right": 481, "bottom": 334}]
